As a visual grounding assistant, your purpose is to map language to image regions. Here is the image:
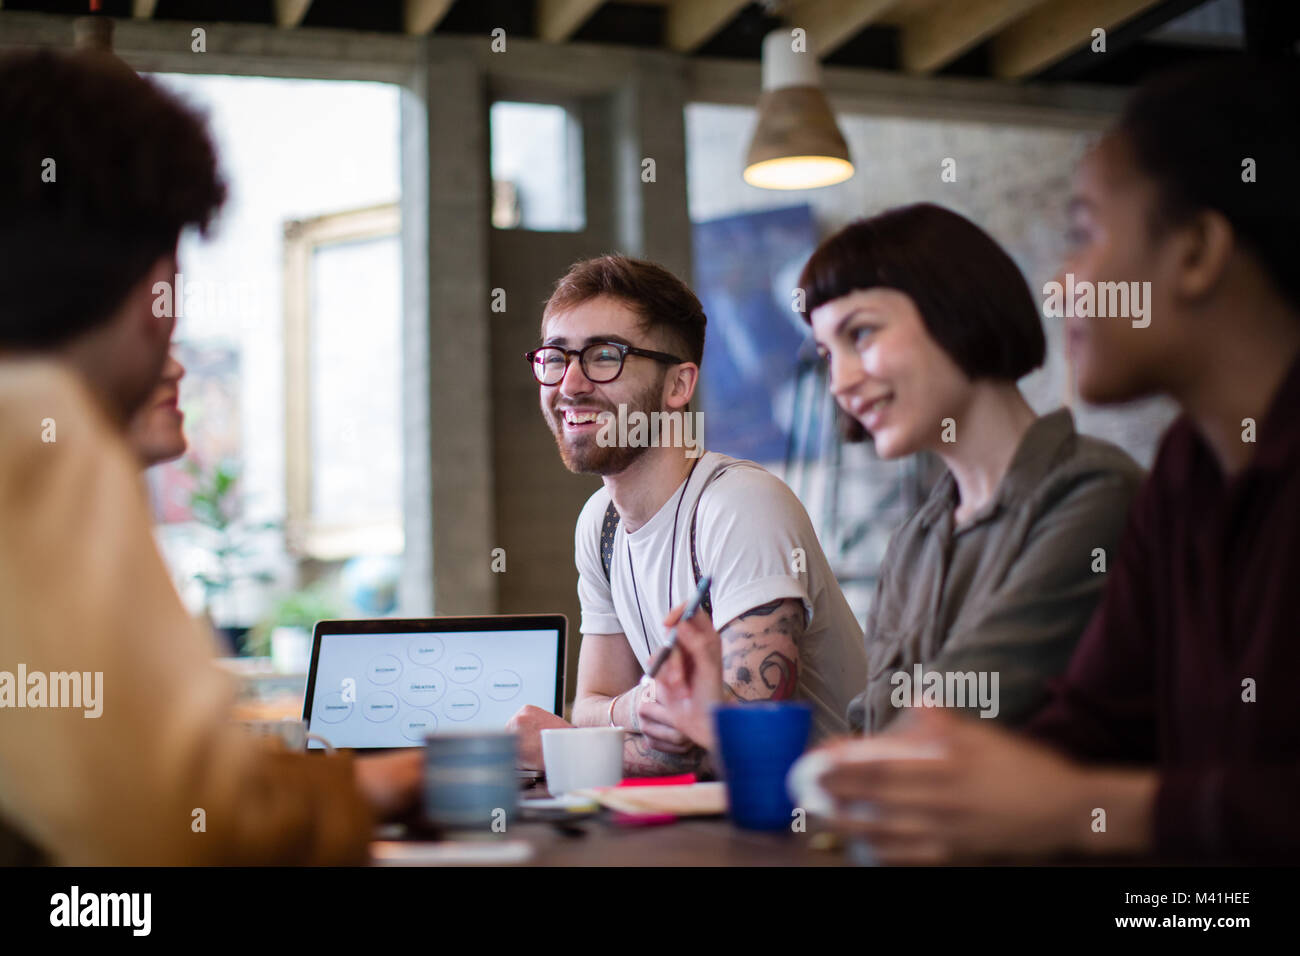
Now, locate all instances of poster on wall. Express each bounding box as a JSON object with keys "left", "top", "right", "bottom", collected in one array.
[{"left": 691, "top": 203, "right": 821, "bottom": 465}]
